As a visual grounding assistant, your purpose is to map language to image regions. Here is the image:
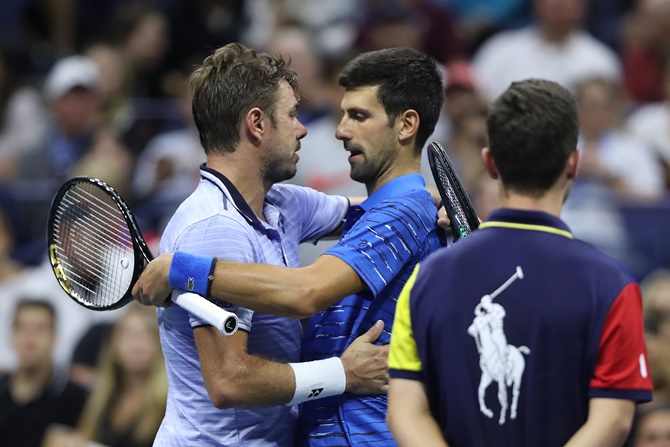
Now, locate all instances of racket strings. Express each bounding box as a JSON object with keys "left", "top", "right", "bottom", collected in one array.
[{"left": 51, "top": 183, "right": 135, "bottom": 307}]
